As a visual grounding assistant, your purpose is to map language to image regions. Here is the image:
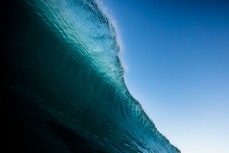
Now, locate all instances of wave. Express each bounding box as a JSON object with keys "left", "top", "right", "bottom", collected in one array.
[{"left": 1, "top": 0, "right": 180, "bottom": 153}]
